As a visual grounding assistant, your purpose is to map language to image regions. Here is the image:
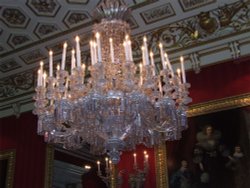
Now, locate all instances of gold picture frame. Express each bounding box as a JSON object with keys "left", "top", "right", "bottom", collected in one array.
[
  {"left": 0, "top": 150, "right": 16, "bottom": 188},
  {"left": 155, "top": 93, "right": 250, "bottom": 188}
]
